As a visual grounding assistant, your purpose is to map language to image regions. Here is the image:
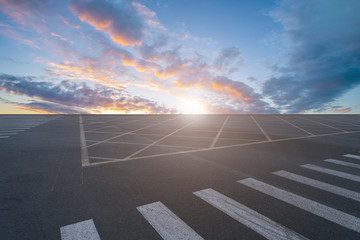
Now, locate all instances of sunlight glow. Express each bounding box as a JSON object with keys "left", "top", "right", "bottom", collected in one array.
[{"left": 180, "top": 100, "right": 207, "bottom": 114}]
